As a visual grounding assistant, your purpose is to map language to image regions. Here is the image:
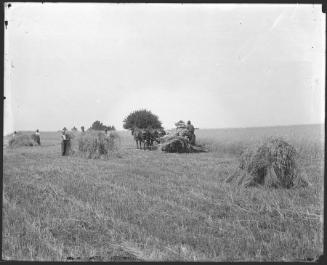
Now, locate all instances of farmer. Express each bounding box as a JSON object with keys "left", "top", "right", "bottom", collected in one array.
[
  {"left": 186, "top": 120, "right": 196, "bottom": 145},
  {"left": 12, "top": 131, "right": 17, "bottom": 138},
  {"left": 61, "top": 128, "right": 70, "bottom": 156},
  {"left": 35, "top": 129, "right": 41, "bottom": 145}
]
